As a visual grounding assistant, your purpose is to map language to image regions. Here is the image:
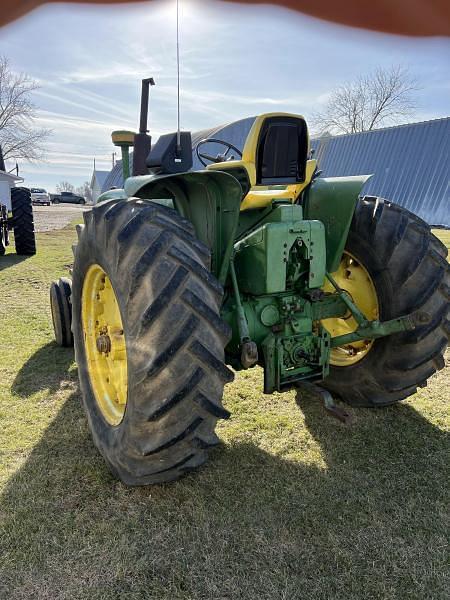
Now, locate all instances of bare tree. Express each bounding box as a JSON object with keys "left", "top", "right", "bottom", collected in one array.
[
  {"left": 311, "top": 66, "right": 418, "bottom": 135},
  {"left": 0, "top": 56, "right": 51, "bottom": 163},
  {"left": 56, "top": 181, "right": 75, "bottom": 193},
  {"left": 76, "top": 181, "right": 92, "bottom": 203}
]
